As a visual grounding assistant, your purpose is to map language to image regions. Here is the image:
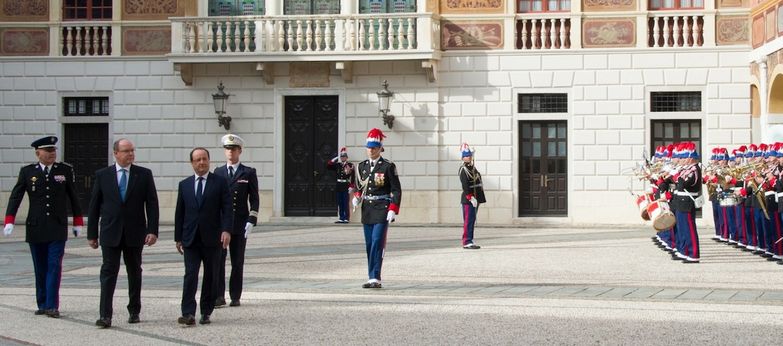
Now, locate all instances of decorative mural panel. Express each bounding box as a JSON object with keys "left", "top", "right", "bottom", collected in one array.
[
  {"left": 582, "top": 0, "right": 634, "bottom": 12},
  {"left": 778, "top": 4, "right": 783, "bottom": 35},
  {"left": 440, "top": 0, "right": 504, "bottom": 14},
  {"left": 0, "top": 28, "right": 48, "bottom": 56},
  {"left": 441, "top": 21, "right": 503, "bottom": 50},
  {"left": 0, "top": 0, "right": 48, "bottom": 22},
  {"left": 122, "top": 27, "right": 172, "bottom": 56},
  {"left": 717, "top": 0, "right": 744, "bottom": 7},
  {"left": 123, "top": 0, "right": 186, "bottom": 20},
  {"left": 290, "top": 62, "right": 331, "bottom": 87},
  {"left": 767, "top": 8, "right": 777, "bottom": 42},
  {"left": 752, "top": 14, "right": 765, "bottom": 47},
  {"left": 716, "top": 16, "right": 749, "bottom": 45},
  {"left": 582, "top": 18, "right": 635, "bottom": 48}
]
